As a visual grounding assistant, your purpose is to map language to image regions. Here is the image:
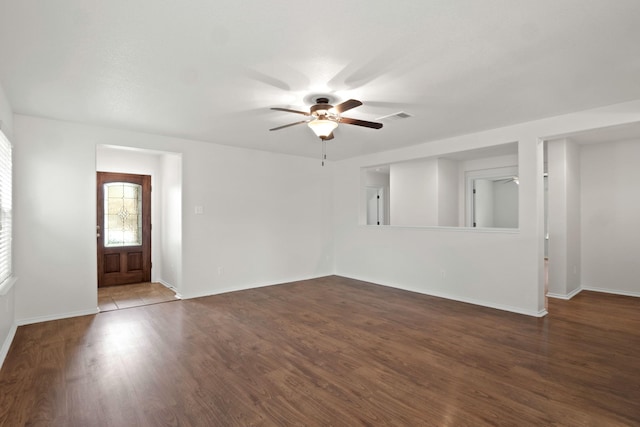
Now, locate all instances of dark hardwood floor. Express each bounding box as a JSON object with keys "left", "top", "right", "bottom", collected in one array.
[{"left": 1, "top": 276, "right": 638, "bottom": 426}]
